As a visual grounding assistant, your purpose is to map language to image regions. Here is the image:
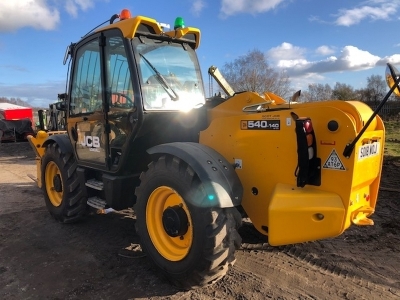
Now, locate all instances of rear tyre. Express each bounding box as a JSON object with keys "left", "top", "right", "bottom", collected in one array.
[
  {"left": 135, "top": 155, "right": 242, "bottom": 289},
  {"left": 41, "top": 143, "right": 87, "bottom": 223}
]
